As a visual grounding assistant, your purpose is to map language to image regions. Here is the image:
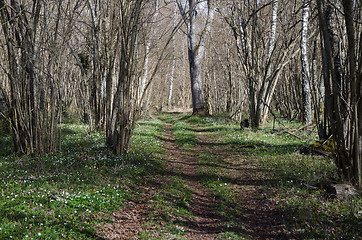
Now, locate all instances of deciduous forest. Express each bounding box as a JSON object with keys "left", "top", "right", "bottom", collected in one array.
[{"left": 0, "top": 0, "right": 361, "bottom": 239}]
